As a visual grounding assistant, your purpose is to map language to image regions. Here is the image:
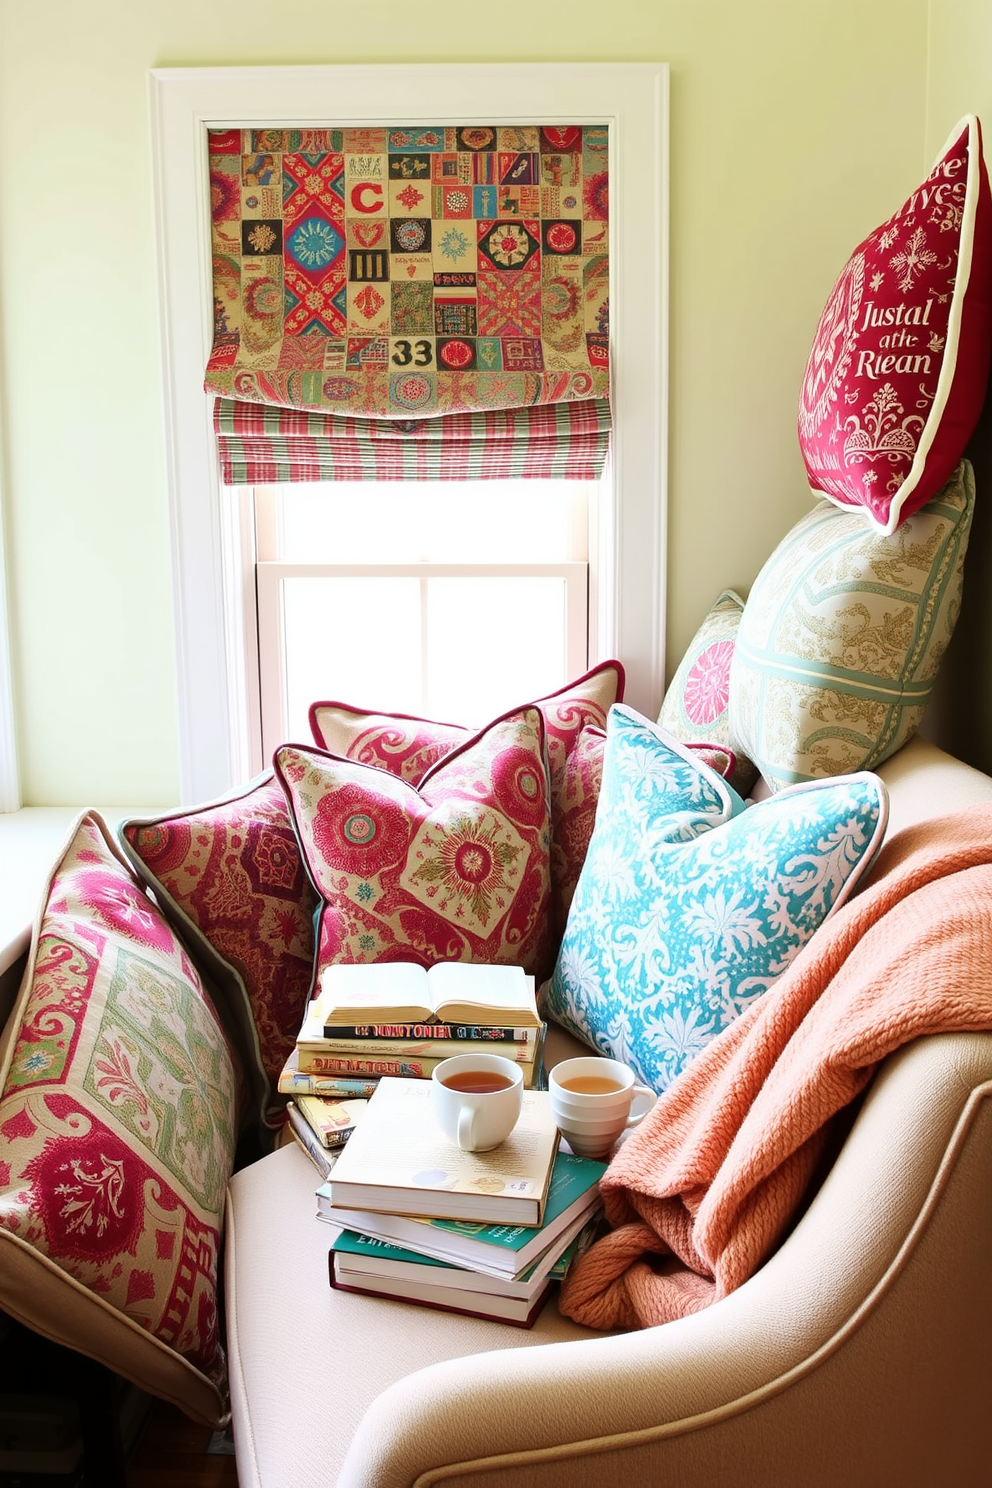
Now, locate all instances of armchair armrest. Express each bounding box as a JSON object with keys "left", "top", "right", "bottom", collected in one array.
[{"left": 337, "top": 1032, "right": 992, "bottom": 1488}]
